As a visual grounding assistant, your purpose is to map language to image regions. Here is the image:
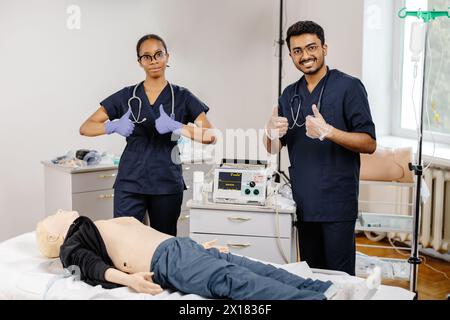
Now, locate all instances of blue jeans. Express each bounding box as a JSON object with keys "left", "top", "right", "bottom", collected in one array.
[{"left": 151, "top": 237, "right": 332, "bottom": 300}]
